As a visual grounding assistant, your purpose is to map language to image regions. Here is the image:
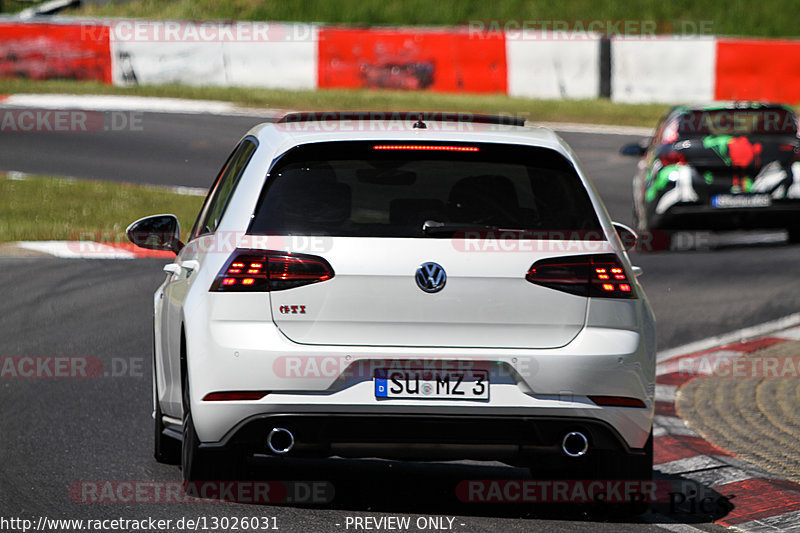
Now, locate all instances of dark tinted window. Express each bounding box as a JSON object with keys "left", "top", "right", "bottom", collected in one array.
[
  {"left": 192, "top": 138, "right": 257, "bottom": 237},
  {"left": 677, "top": 108, "right": 798, "bottom": 136},
  {"left": 249, "top": 141, "right": 602, "bottom": 238}
]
